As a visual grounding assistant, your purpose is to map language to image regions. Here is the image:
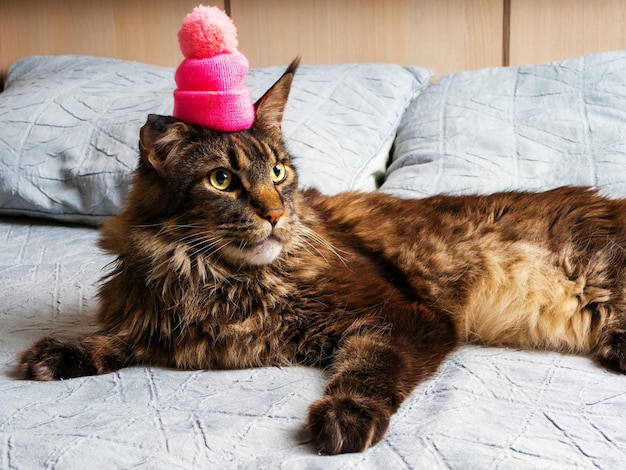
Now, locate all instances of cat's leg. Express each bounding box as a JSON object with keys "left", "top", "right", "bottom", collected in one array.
[
  {"left": 307, "top": 328, "right": 454, "bottom": 454},
  {"left": 17, "top": 333, "right": 134, "bottom": 380}
]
